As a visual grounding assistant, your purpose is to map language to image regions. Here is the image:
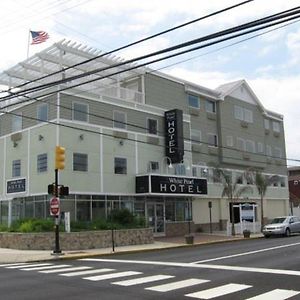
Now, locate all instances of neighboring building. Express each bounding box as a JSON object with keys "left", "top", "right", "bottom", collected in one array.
[
  {"left": 288, "top": 167, "right": 300, "bottom": 208},
  {"left": 0, "top": 40, "right": 289, "bottom": 236}
]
